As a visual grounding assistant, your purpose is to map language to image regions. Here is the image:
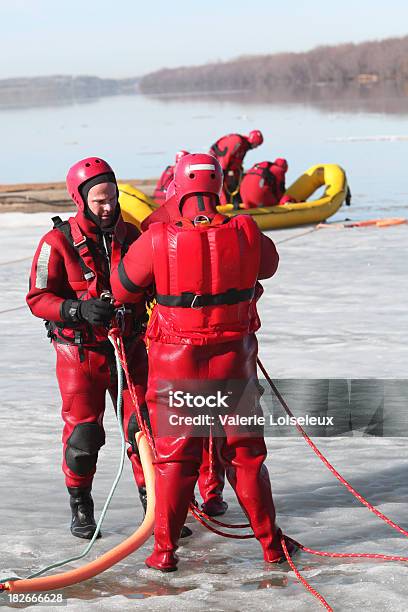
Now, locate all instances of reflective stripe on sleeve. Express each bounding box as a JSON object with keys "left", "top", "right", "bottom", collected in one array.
[{"left": 35, "top": 242, "right": 52, "bottom": 289}]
